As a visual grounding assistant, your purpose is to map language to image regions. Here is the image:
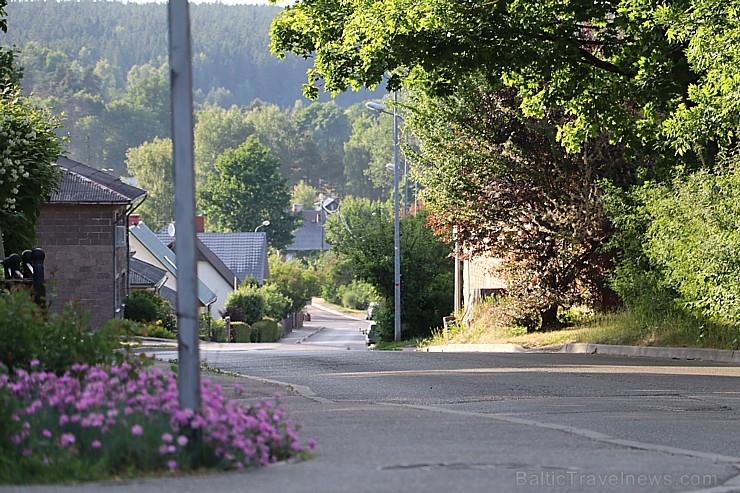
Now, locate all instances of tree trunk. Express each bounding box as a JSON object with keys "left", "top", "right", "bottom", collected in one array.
[{"left": 539, "top": 304, "right": 559, "bottom": 330}]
